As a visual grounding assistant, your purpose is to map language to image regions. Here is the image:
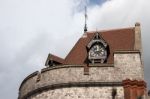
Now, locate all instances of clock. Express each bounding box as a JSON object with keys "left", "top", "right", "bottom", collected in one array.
[
  {"left": 87, "top": 32, "right": 108, "bottom": 64},
  {"left": 88, "top": 43, "right": 107, "bottom": 63}
]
